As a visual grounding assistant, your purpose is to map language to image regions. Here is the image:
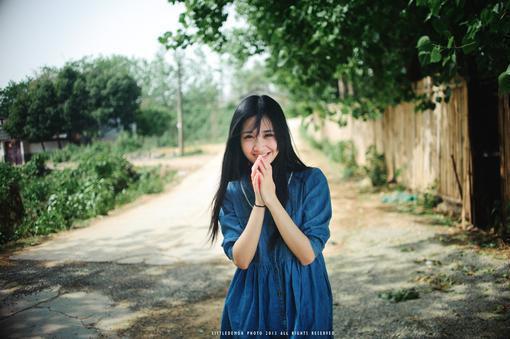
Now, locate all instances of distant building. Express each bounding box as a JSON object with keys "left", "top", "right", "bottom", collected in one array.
[{"left": 0, "top": 116, "right": 68, "bottom": 165}]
